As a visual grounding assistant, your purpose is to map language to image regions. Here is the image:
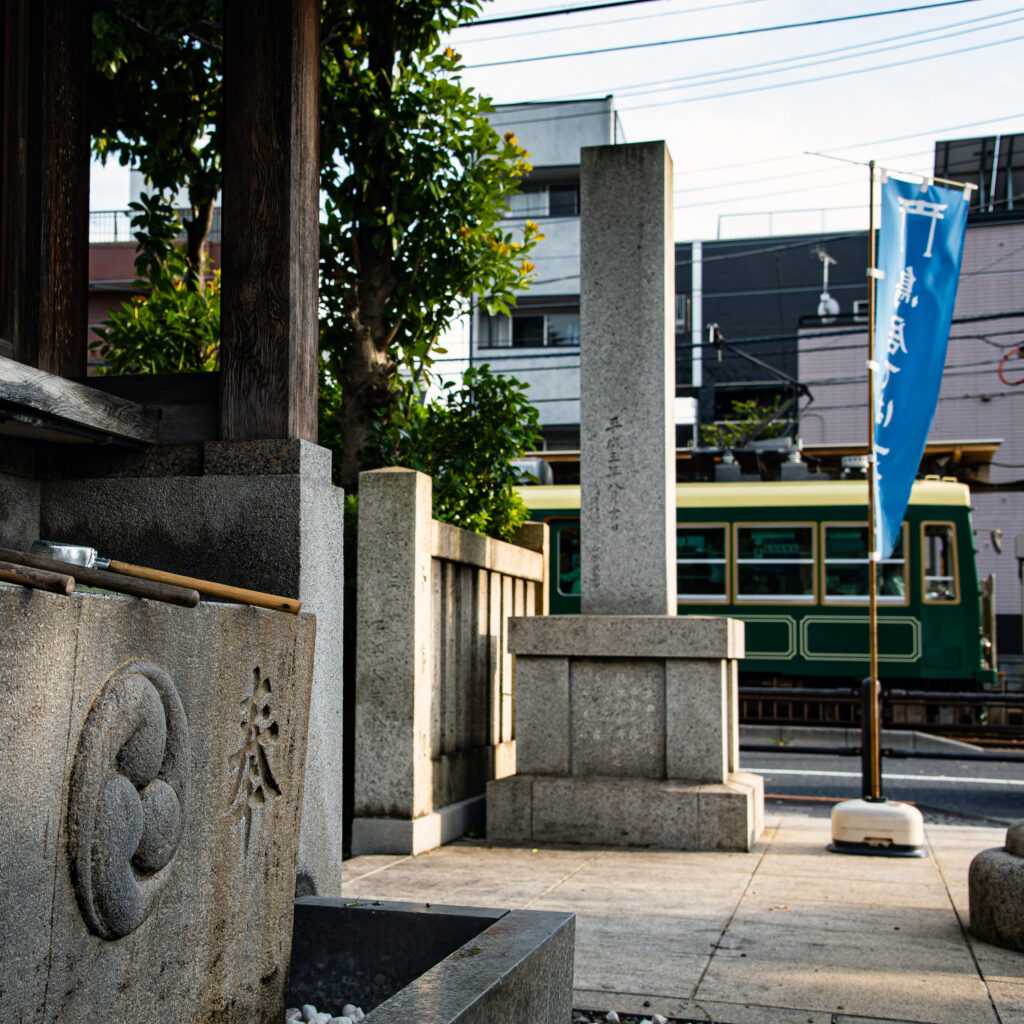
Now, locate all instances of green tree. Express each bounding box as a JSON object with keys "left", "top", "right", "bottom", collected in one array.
[
  {"left": 90, "top": 1, "right": 541, "bottom": 527},
  {"left": 366, "top": 365, "right": 541, "bottom": 542},
  {"left": 92, "top": 194, "right": 220, "bottom": 375},
  {"left": 91, "top": 0, "right": 222, "bottom": 290},
  {"left": 699, "top": 396, "right": 789, "bottom": 449},
  {"left": 319, "top": 0, "right": 541, "bottom": 492}
]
